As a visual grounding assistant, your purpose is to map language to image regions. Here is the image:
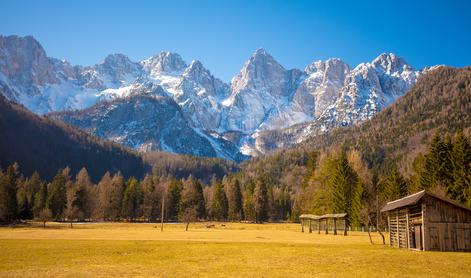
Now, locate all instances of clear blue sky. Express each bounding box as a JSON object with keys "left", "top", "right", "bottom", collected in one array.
[{"left": 1, "top": 0, "right": 470, "bottom": 81}]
